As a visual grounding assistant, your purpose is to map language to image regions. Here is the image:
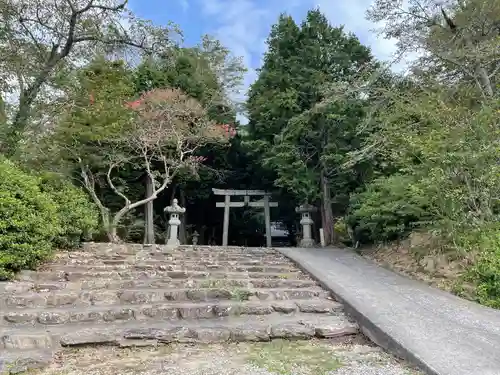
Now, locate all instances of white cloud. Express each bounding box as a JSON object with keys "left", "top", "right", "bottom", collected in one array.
[
  {"left": 198, "top": 0, "right": 304, "bottom": 124},
  {"left": 314, "top": 0, "right": 412, "bottom": 72},
  {"left": 200, "top": 0, "right": 416, "bottom": 123}
]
